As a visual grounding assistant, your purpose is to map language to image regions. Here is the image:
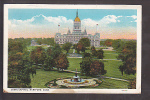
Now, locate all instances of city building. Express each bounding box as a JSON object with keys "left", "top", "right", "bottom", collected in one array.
[{"left": 54, "top": 10, "right": 100, "bottom": 47}]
